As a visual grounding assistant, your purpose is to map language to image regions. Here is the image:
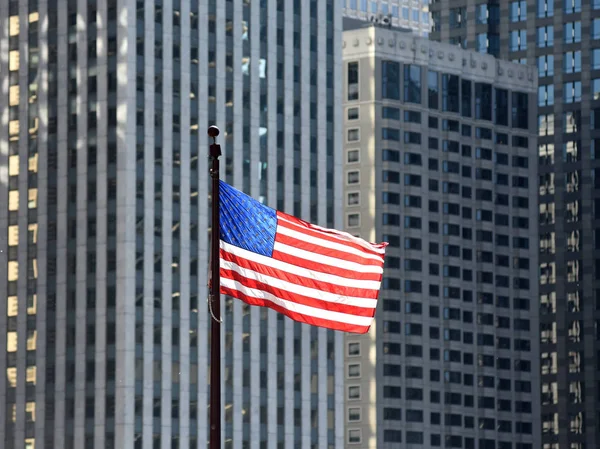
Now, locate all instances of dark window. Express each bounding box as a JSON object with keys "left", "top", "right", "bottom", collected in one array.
[
  {"left": 512, "top": 91, "right": 529, "bottom": 129},
  {"left": 442, "top": 74, "right": 460, "bottom": 113},
  {"left": 382, "top": 106, "right": 400, "bottom": 120},
  {"left": 382, "top": 60, "right": 400, "bottom": 100},
  {"left": 404, "top": 64, "right": 422, "bottom": 104},
  {"left": 475, "top": 83, "right": 493, "bottom": 121},
  {"left": 495, "top": 88, "right": 509, "bottom": 126},
  {"left": 428, "top": 70, "right": 439, "bottom": 109},
  {"left": 461, "top": 79, "right": 472, "bottom": 117},
  {"left": 348, "top": 62, "right": 359, "bottom": 100}
]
